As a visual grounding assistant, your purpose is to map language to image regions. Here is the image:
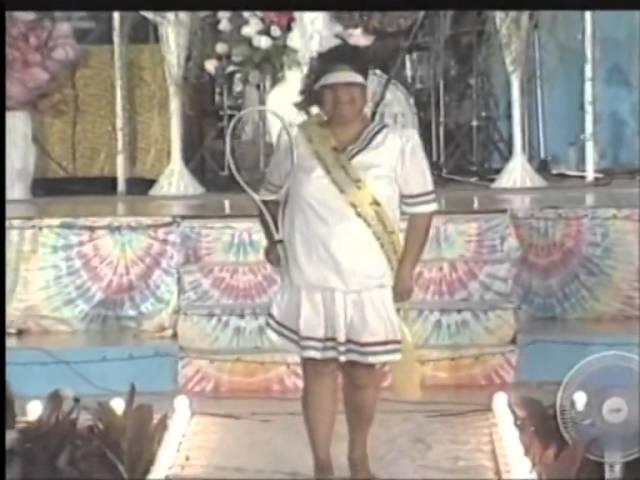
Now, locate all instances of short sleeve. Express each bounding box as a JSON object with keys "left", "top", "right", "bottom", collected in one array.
[
  {"left": 259, "top": 127, "right": 296, "bottom": 197},
  {"left": 396, "top": 129, "right": 439, "bottom": 214}
]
